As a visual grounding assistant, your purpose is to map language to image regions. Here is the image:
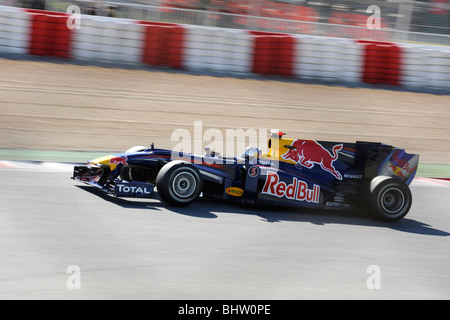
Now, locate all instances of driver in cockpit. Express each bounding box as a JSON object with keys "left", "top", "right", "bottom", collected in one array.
[{"left": 239, "top": 146, "right": 262, "bottom": 164}]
